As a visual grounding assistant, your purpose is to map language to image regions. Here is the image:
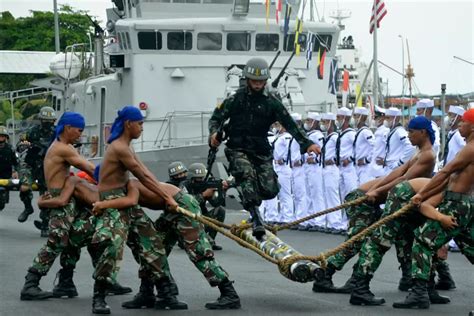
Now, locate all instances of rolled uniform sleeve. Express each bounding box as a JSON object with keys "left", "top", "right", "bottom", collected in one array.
[
  {"left": 272, "top": 100, "right": 313, "bottom": 153},
  {"left": 398, "top": 129, "right": 416, "bottom": 166}
]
